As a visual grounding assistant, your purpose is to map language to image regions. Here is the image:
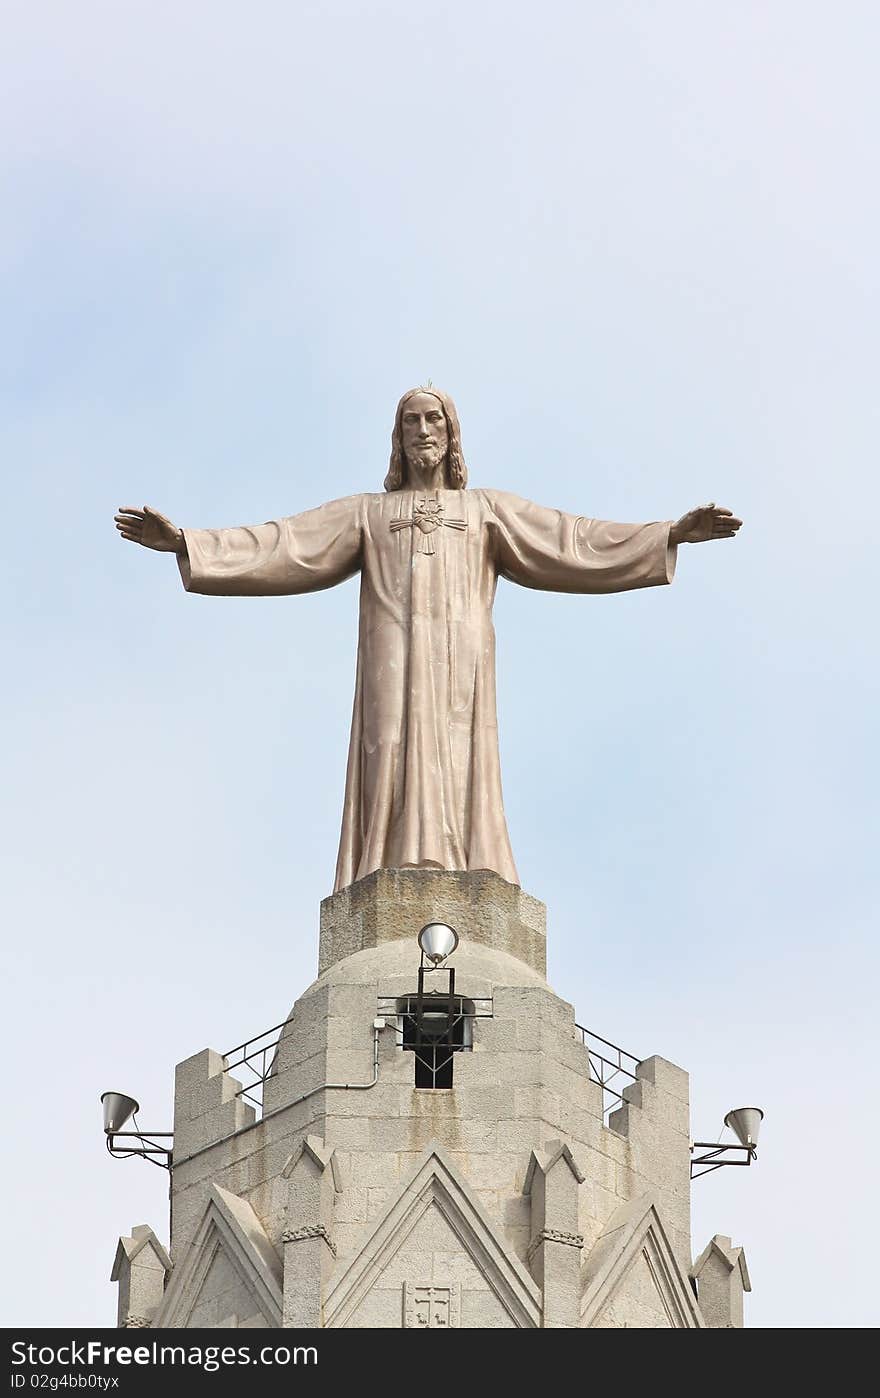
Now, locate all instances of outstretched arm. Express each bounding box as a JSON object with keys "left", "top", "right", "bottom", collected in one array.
[
  {"left": 114, "top": 497, "right": 364, "bottom": 596},
  {"left": 486, "top": 490, "right": 674, "bottom": 594},
  {"left": 485, "top": 490, "right": 741, "bottom": 596}
]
